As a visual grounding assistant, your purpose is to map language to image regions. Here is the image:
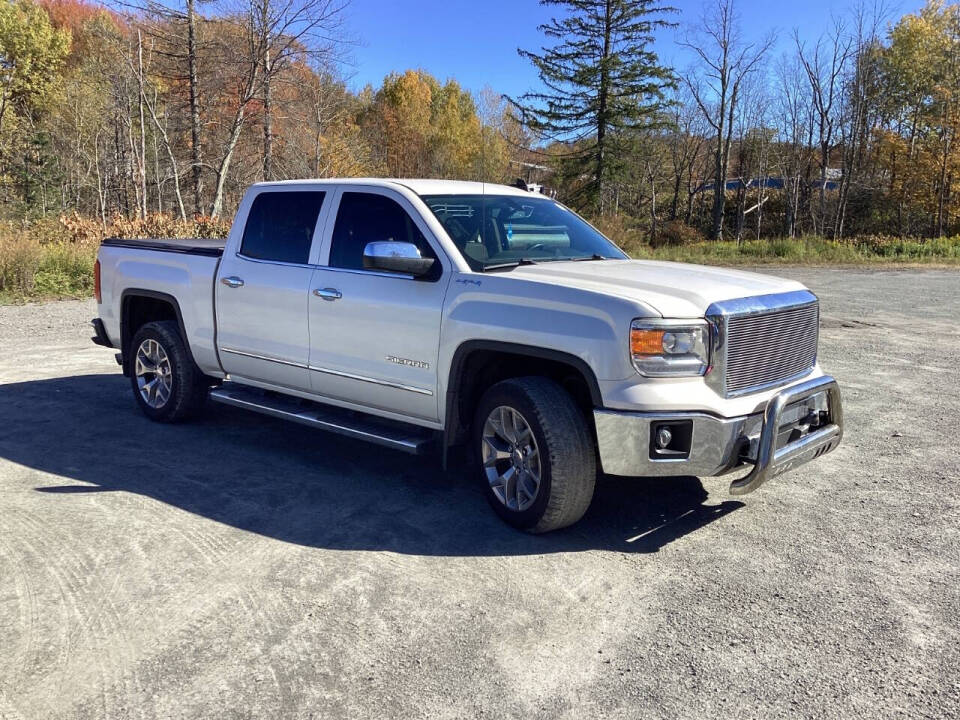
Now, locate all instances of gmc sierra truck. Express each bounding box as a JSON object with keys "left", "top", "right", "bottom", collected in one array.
[{"left": 91, "top": 179, "right": 843, "bottom": 533}]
